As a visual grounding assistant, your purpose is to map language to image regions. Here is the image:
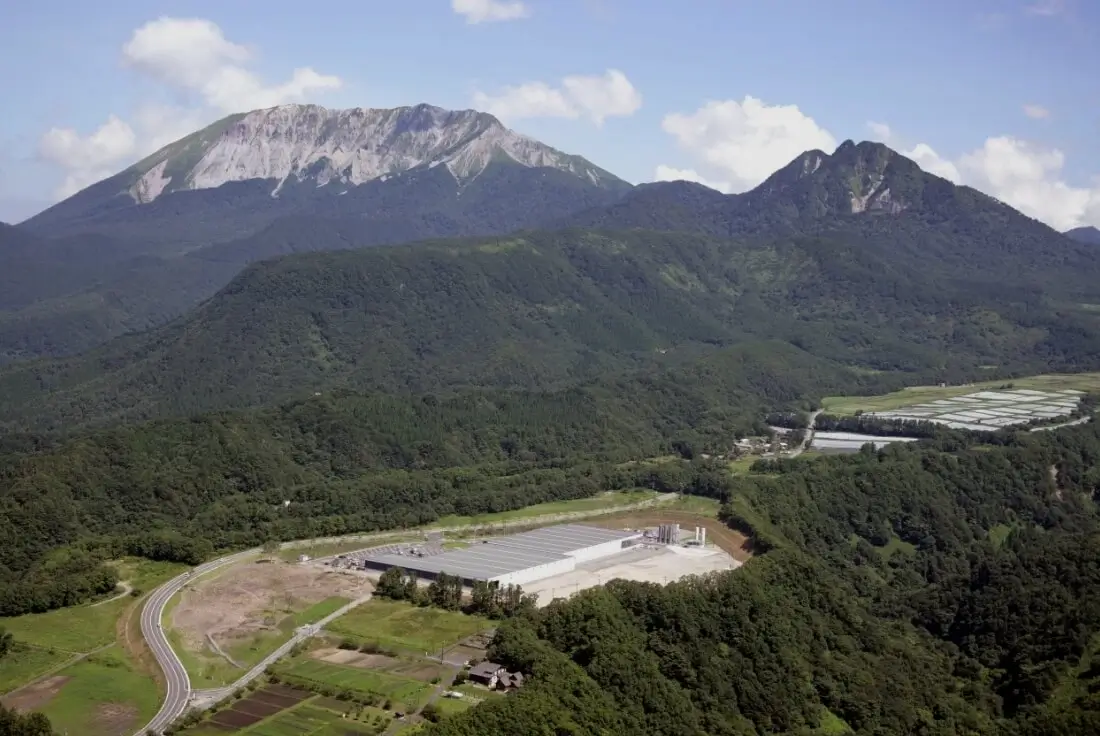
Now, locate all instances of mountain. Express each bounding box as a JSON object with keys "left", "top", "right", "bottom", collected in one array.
[
  {"left": 1067, "top": 225, "right": 1100, "bottom": 245},
  {"left": 4, "top": 227, "right": 1100, "bottom": 432},
  {"left": 23, "top": 103, "right": 628, "bottom": 246},
  {"left": 2, "top": 104, "right": 631, "bottom": 361},
  {"left": 564, "top": 140, "right": 1100, "bottom": 295}
]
